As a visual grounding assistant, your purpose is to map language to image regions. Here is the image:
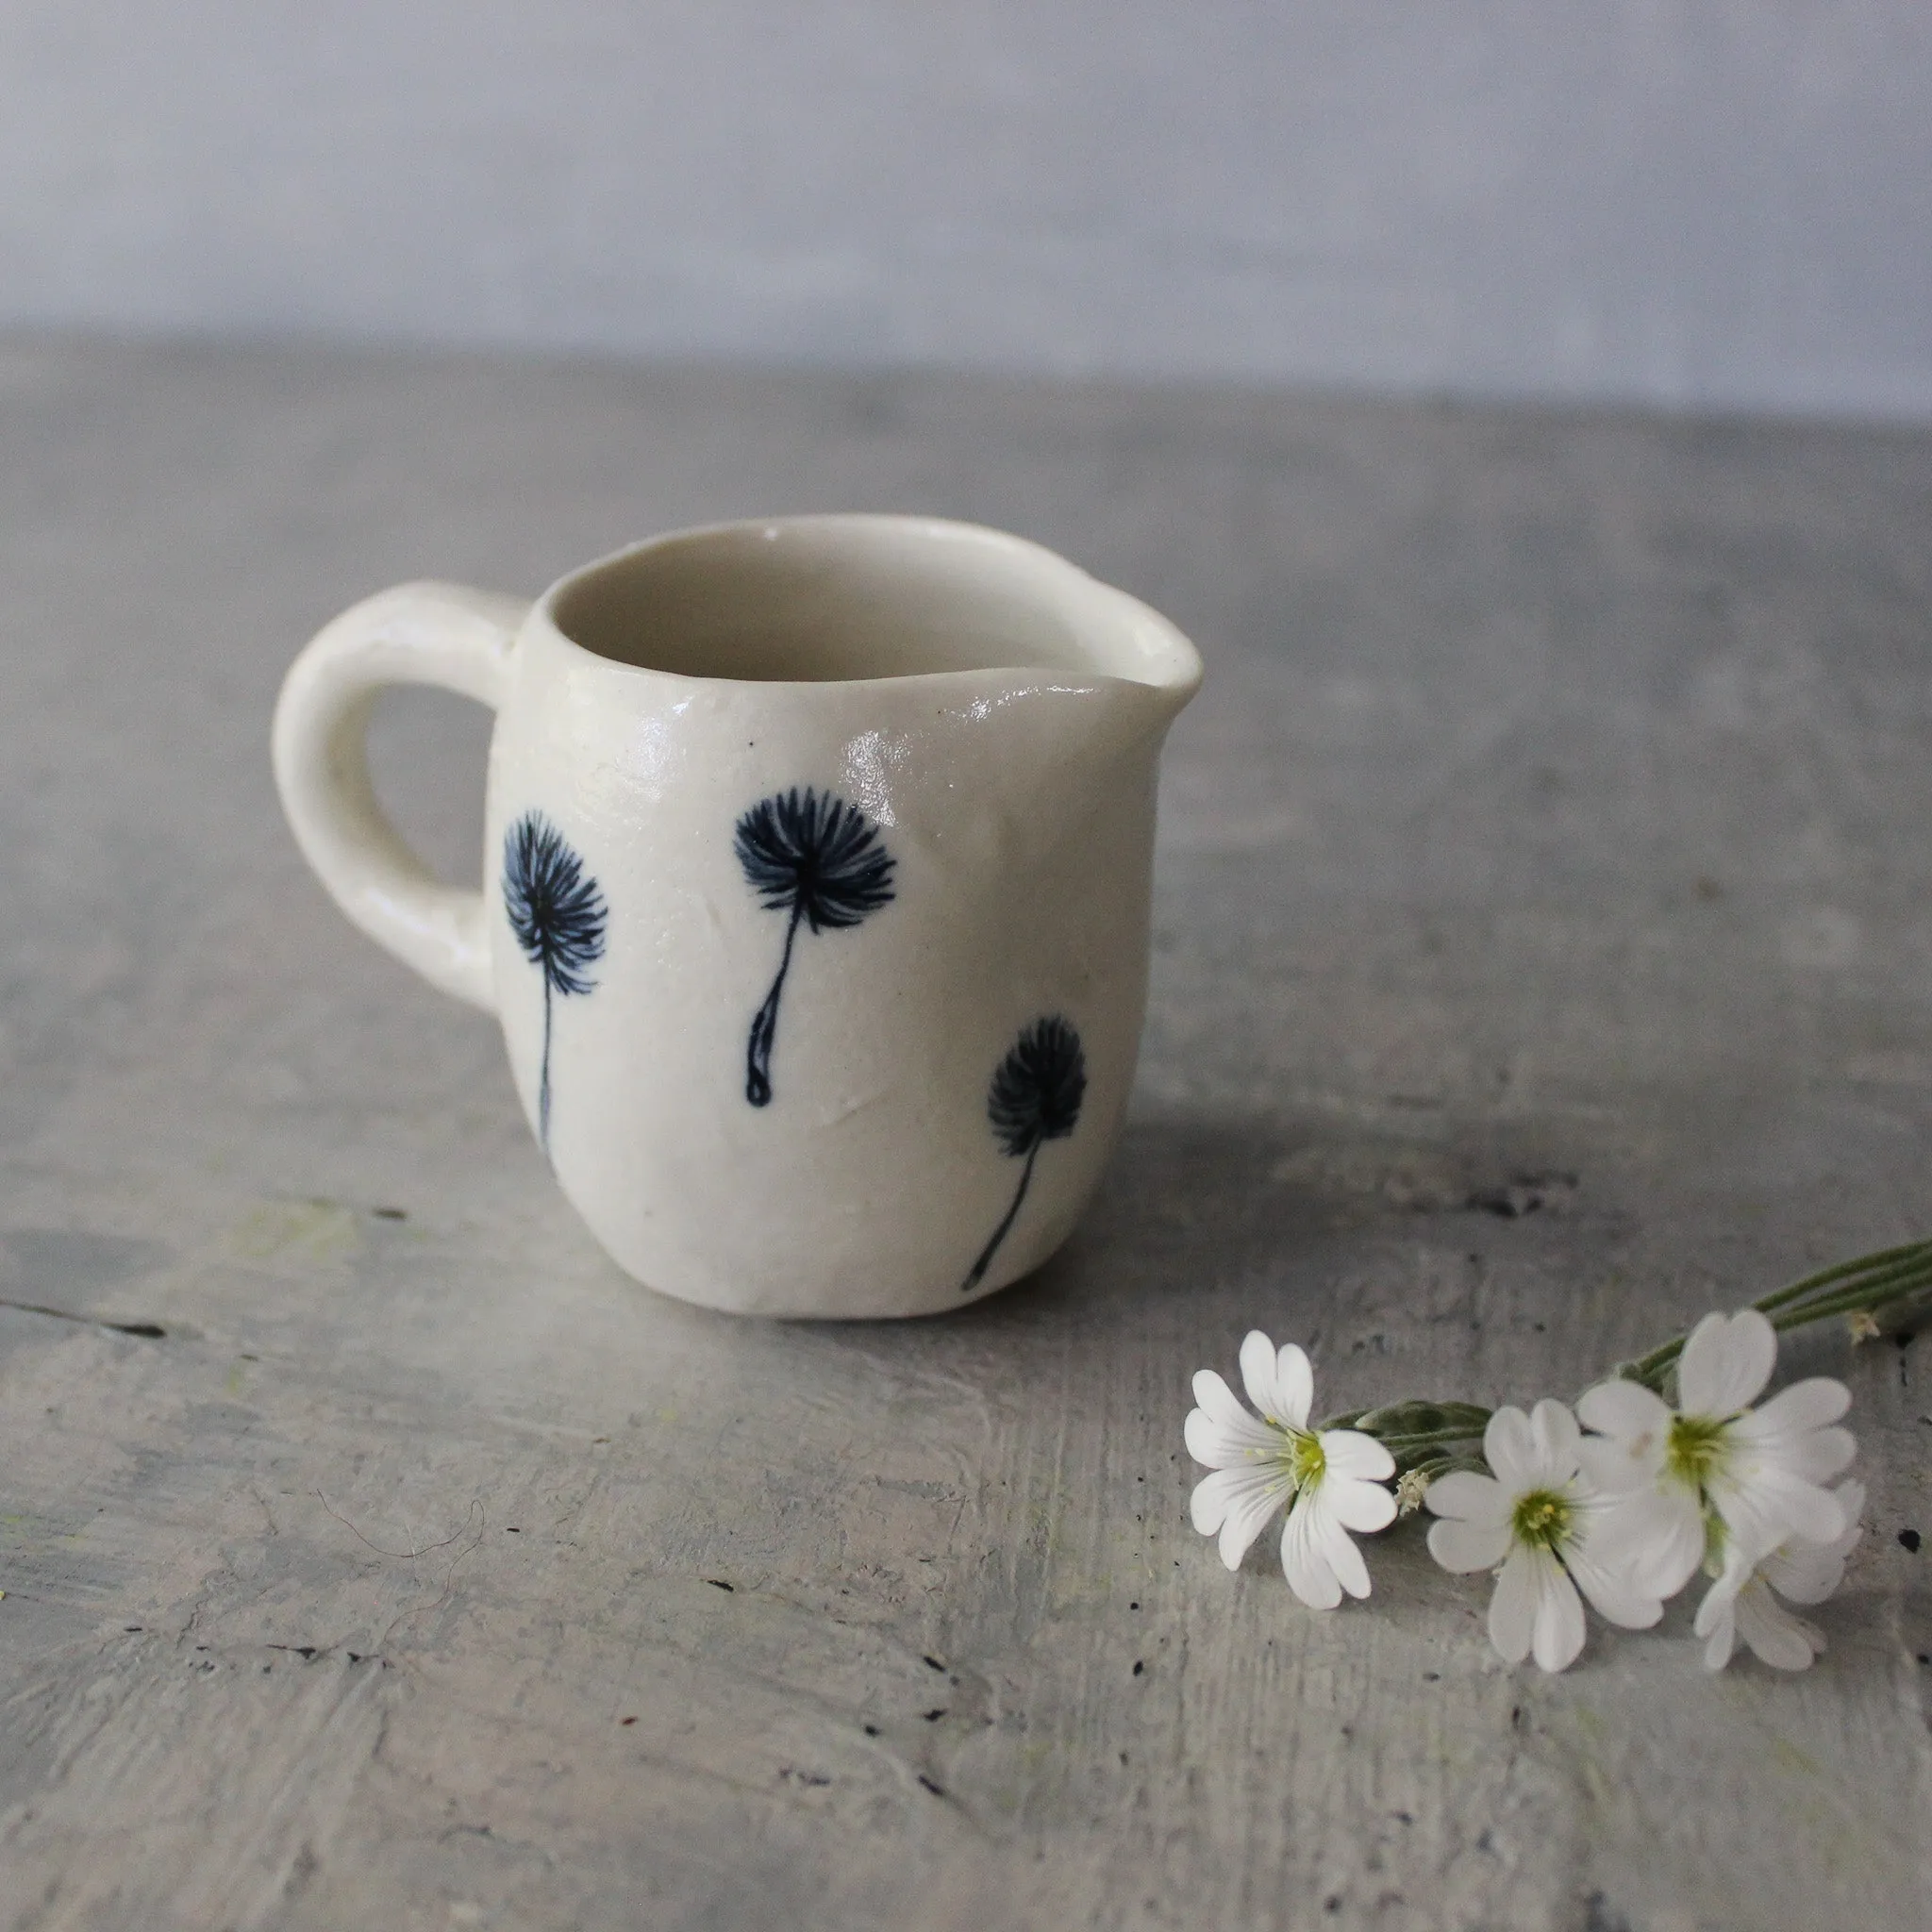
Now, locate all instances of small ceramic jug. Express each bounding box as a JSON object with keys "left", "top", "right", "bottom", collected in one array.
[{"left": 274, "top": 515, "right": 1201, "bottom": 1317}]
